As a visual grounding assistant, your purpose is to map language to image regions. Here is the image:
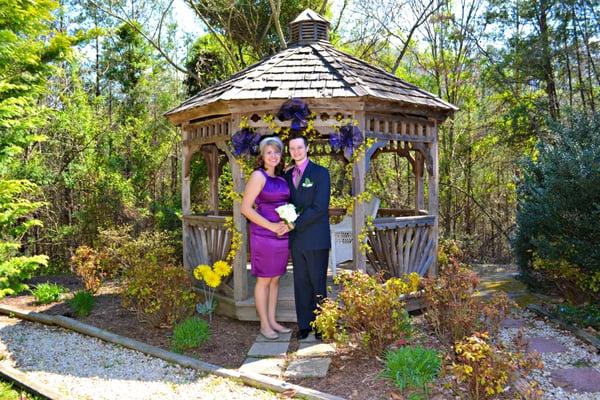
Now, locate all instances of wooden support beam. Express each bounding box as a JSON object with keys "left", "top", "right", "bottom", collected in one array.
[
  {"left": 427, "top": 122, "right": 439, "bottom": 277},
  {"left": 366, "top": 132, "right": 434, "bottom": 143},
  {"left": 365, "top": 139, "right": 388, "bottom": 174},
  {"left": 217, "top": 121, "right": 248, "bottom": 302},
  {"left": 352, "top": 111, "right": 367, "bottom": 272},
  {"left": 182, "top": 124, "right": 193, "bottom": 269},
  {"left": 201, "top": 144, "right": 220, "bottom": 214},
  {"left": 415, "top": 152, "right": 425, "bottom": 211}
]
